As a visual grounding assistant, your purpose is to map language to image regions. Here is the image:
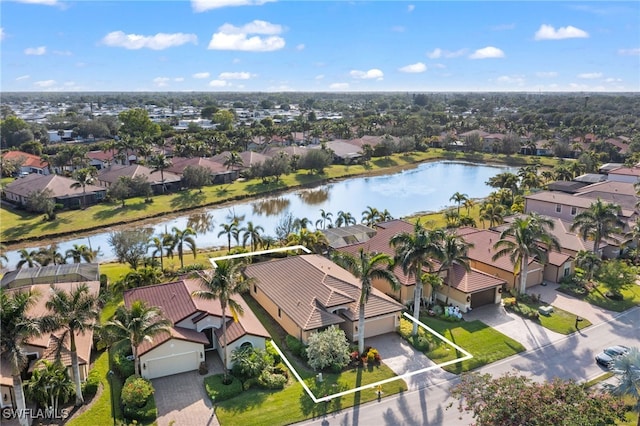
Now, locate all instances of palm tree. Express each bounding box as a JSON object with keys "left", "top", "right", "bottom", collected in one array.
[
  {"left": 571, "top": 199, "right": 624, "bottom": 257},
  {"left": 25, "top": 359, "right": 74, "bottom": 415},
  {"left": 361, "top": 206, "right": 381, "bottom": 227},
  {"left": 16, "top": 248, "right": 41, "bottom": 268},
  {"left": 390, "top": 222, "right": 442, "bottom": 336},
  {"left": 70, "top": 167, "right": 97, "bottom": 209},
  {"left": 575, "top": 250, "right": 602, "bottom": 281},
  {"left": 1, "top": 288, "right": 44, "bottom": 426},
  {"left": 438, "top": 233, "right": 473, "bottom": 305},
  {"left": 65, "top": 244, "right": 94, "bottom": 264},
  {"left": 449, "top": 192, "right": 469, "bottom": 216},
  {"left": 335, "top": 210, "right": 356, "bottom": 227},
  {"left": 315, "top": 209, "right": 333, "bottom": 229},
  {"left": 148, "top": 153, "right": 173, "bottom": 194},
  {"left": 286, "top": 229, "right": 328, "bottom": 254},
  {"left": 605, "top": 347, "right": 640, "bottom": 426},
  {"left": 223, "top": 151, "right": 243, "bottom": 176},
  {"left": 218, "top": 221, "right": 240, "bottom": 252},
  {"left": 192, "top": 260, "right": 249, "bottom": 379},
  {"left": 241, "top": 221, "right": 264, "bottom": 252},
  {"left": 463, "top": 198, "right": 476, "bottom": 215},
  {"left": 623, "top": 218, "right": 640, "bottom": 264},
  {"left": 103, "top": 300, "right": 172, "bottom": 376},
  {"left": 480, "top": 202, "right": 505, "bottom": 228},
  {"left": 492, "top": 213, "right": 560, "bottom": 294},
  {"left": 332, "top": 249, "right": 400, "bottom": 354},
  {"left": 150, "top": 235, "right": 172, "bottom": 270},
  {"left": 170, "top": 226, "right": 197, "bottom": 269},
  {"left": 37, "top": 244, "right": 65, "bottom": 266},
  {"left": 46, "top": 283, "right": 99, "bottom": 405}
]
